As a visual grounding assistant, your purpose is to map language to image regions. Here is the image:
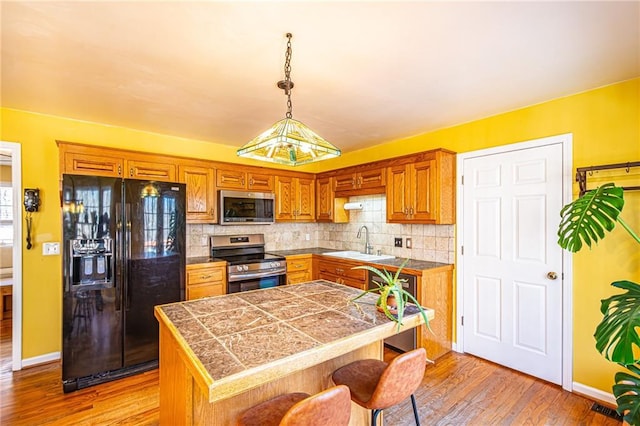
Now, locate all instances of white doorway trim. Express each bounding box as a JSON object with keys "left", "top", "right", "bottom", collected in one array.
[
  {"left": 1, "top": 141, "right": 23, "bottom": 371},
  {"left": 455, "top": 133, "right": 573, "bottom": 391}
]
